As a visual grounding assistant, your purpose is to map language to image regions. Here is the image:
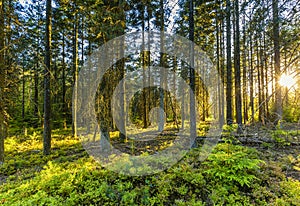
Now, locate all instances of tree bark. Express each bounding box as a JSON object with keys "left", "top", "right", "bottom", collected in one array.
[
  {"left": 272, "top": 0, "right": 282, "bottom": 125},
  {"left": 216, "top": 0, "right": 224, "bottom": 128},
  {"left": 72, "top": 14, "right": 79, "bottom": 138},
  {"left": 226, "top": 0, "right": 232, "bottom": 125},
  {"left": 43, "top": 0, "right": 52, "bottom": 155},
  {"left": 62, "top": 30, "right": 67, "bottom": 129},
  {"left": 249, "top": 34, "right": 255, "bottom": 122},
  {"left": 0, "top": 0, "right": 5, "bottom": 163},
  {"left": 34, "top": 61, "right": 39, "bottom": 127},
  {"left": 234, "top": 0, "right": 242, "bottom": 133},
  {"left": 242, "top": 12, "right": 248, "bottom": 124},
  {"left": 118, "top": 2, "right": 126, "bottom": 142},
  {"left": 158, "top": 0, "right": 165, "bottom": 132},
  {"left": 142, "top": 8, "right": 148, "bottom": 129},
  {"left": 189, "top": 0, "right": 197, "bottom": 144}
]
